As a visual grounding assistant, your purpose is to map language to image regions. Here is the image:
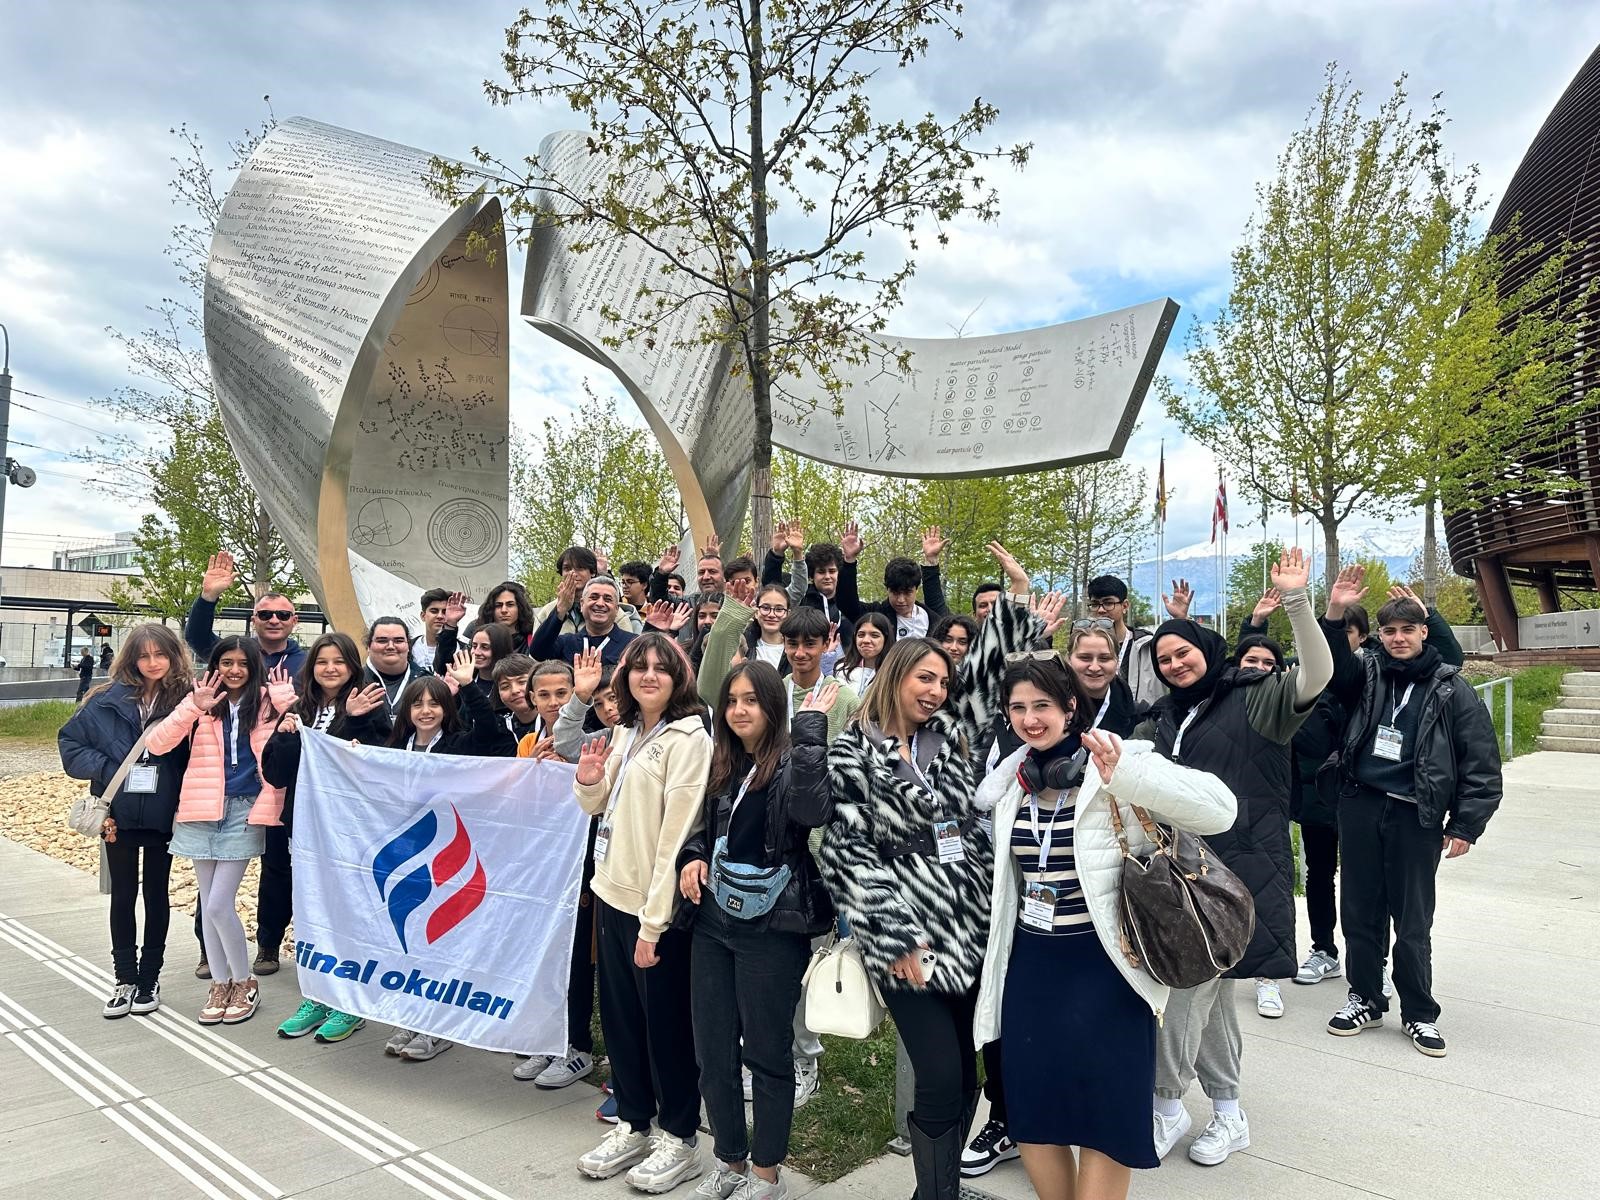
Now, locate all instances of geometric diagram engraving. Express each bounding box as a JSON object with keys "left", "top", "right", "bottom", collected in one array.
[
  {"left": 427, "top": 498, "right": 503, "bottom": 569},
  {"left": 361, "top": 358, "right": 505, "bottom": 472},
  {"left": 352, "top": 497, "right": 413, "bottom": 548},
  {"left": 441, "top": 305, "right": 501, "bottom": 356}
]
